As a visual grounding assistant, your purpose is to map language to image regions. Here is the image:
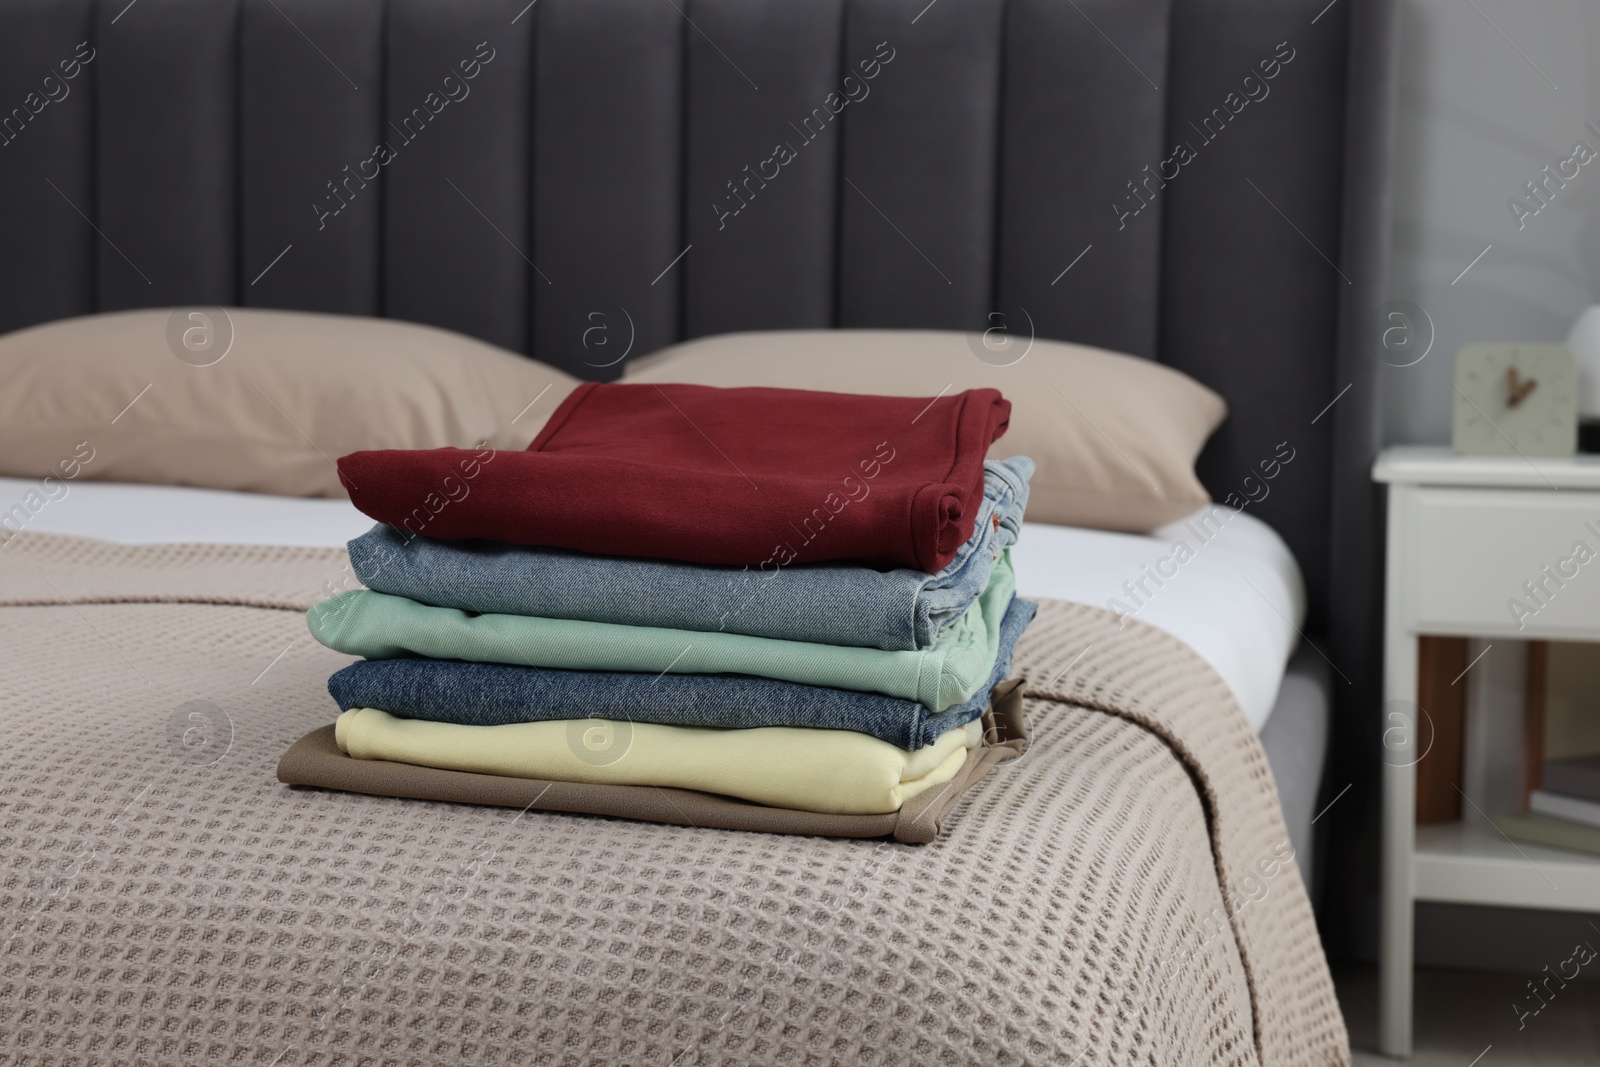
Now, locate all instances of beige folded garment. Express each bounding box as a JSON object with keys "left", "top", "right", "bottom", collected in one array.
[{"left": 278, "top": 679, "right": 1028, "bottom": 842}]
